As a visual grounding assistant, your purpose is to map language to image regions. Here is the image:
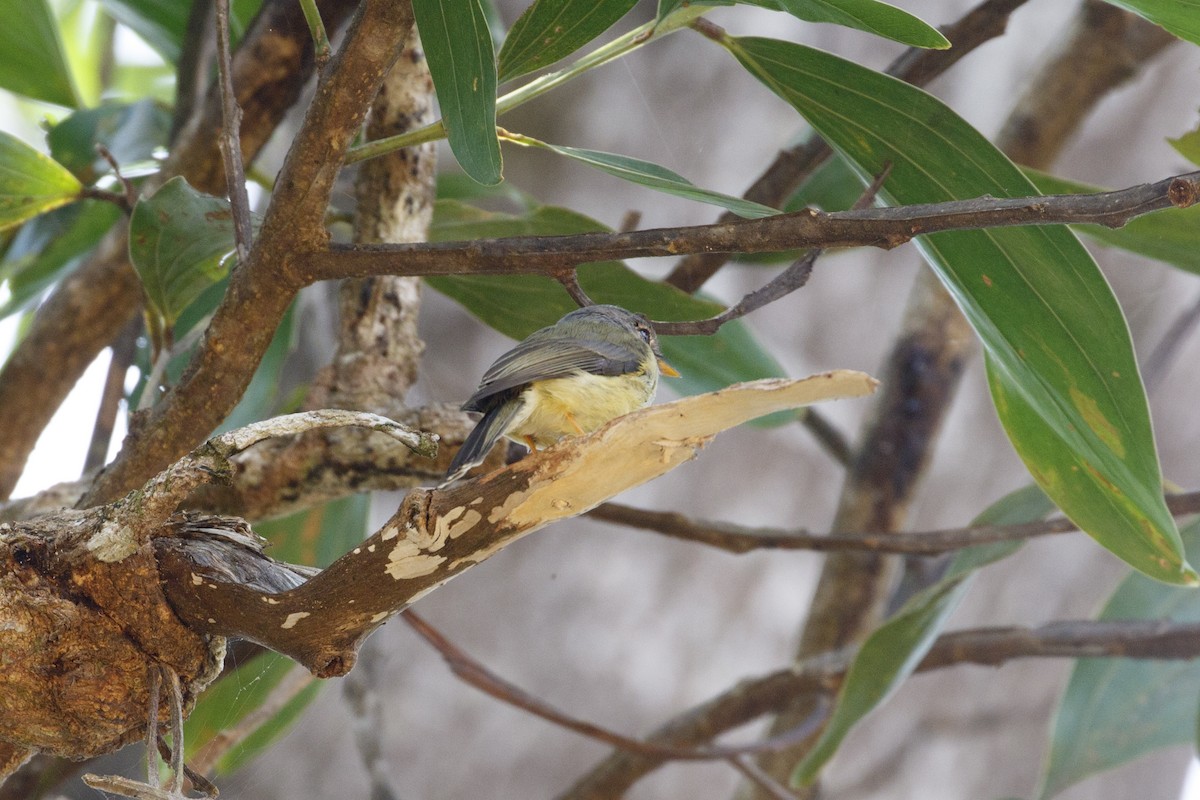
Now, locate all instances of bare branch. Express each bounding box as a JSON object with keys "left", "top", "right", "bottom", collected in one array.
[
  {"left": 403, "top": 610, "right": 829, "bottom": 762},
  {"left": 301, "top": 171, "right": 1200, "bottom": 282},
  {"left": 215, "top": 0, "right": 254, "bottom": 264},
  {"left": 590, "top": 492, "right": 1200, "bottom": 555}
]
